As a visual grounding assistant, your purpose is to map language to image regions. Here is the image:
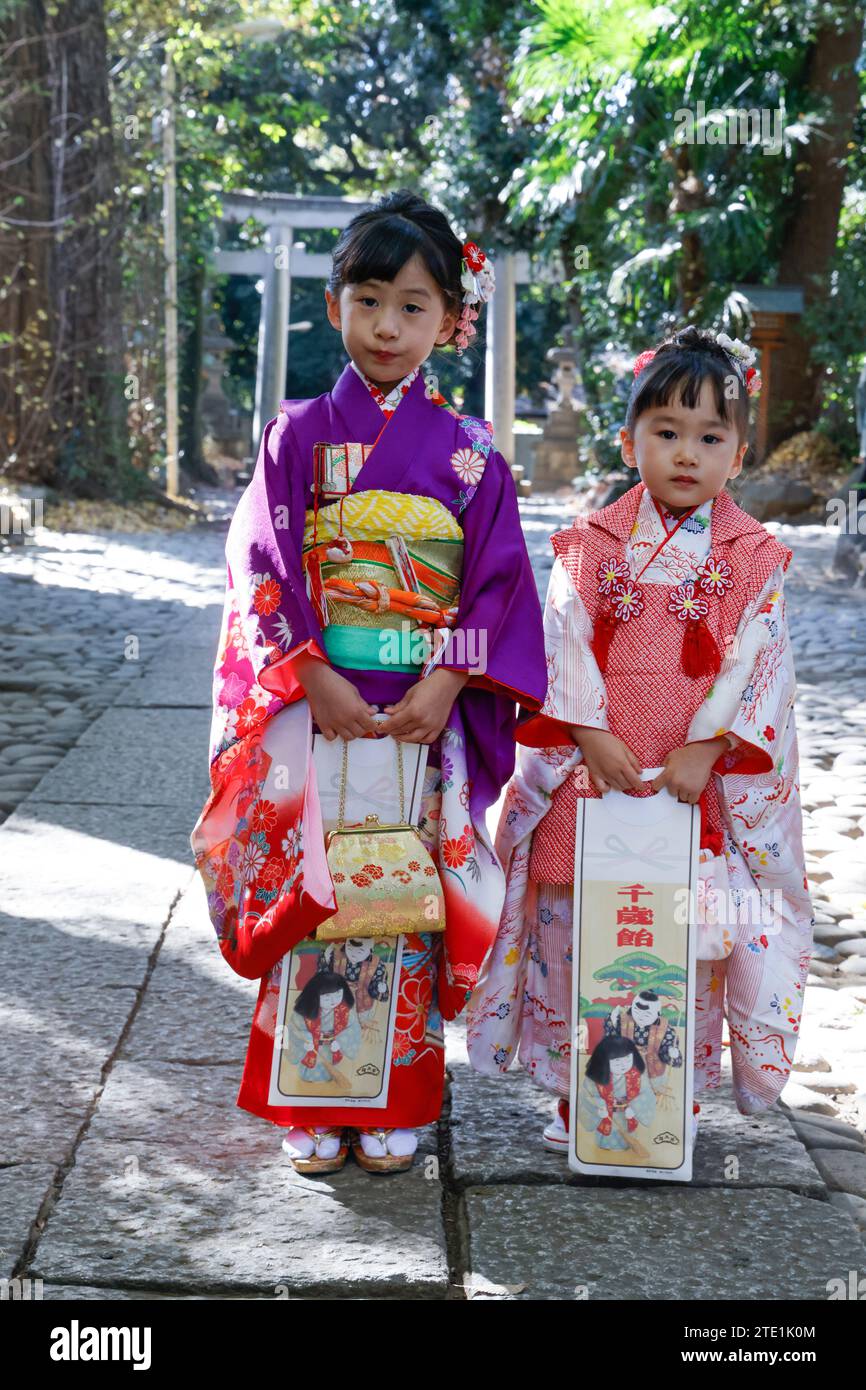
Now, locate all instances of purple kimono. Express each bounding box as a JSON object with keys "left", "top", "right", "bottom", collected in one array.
[{"left": 190, "top": 360, "right": 547, "bottom": 1129}]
